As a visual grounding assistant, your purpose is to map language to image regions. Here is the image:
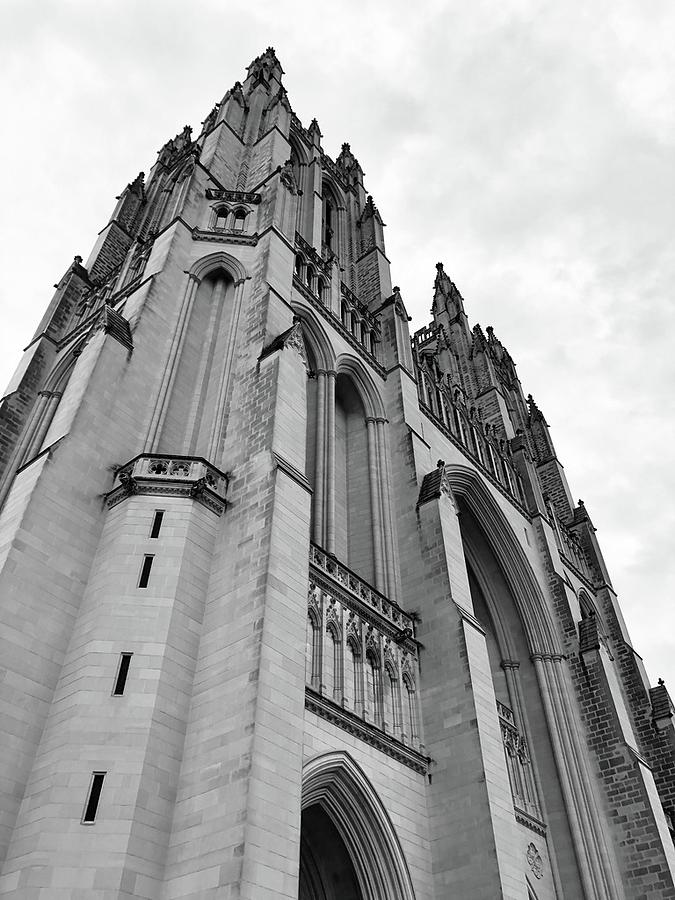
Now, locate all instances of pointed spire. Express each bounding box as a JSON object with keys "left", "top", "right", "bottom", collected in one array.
[
  {"left": 432, "top": 262, "right": 465, "bottom": 320},
  {"left": 471, "top": 323, "right": 487, "bottom": 353},
  {"left": 336, "top": 142, "right": 364, "bottom": 185},
  {"left": 308, "top": 117, "right": 322, "bottom": 145},
  {"left": 247, "top": 47, "right": 284, "bottom": 80}
]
